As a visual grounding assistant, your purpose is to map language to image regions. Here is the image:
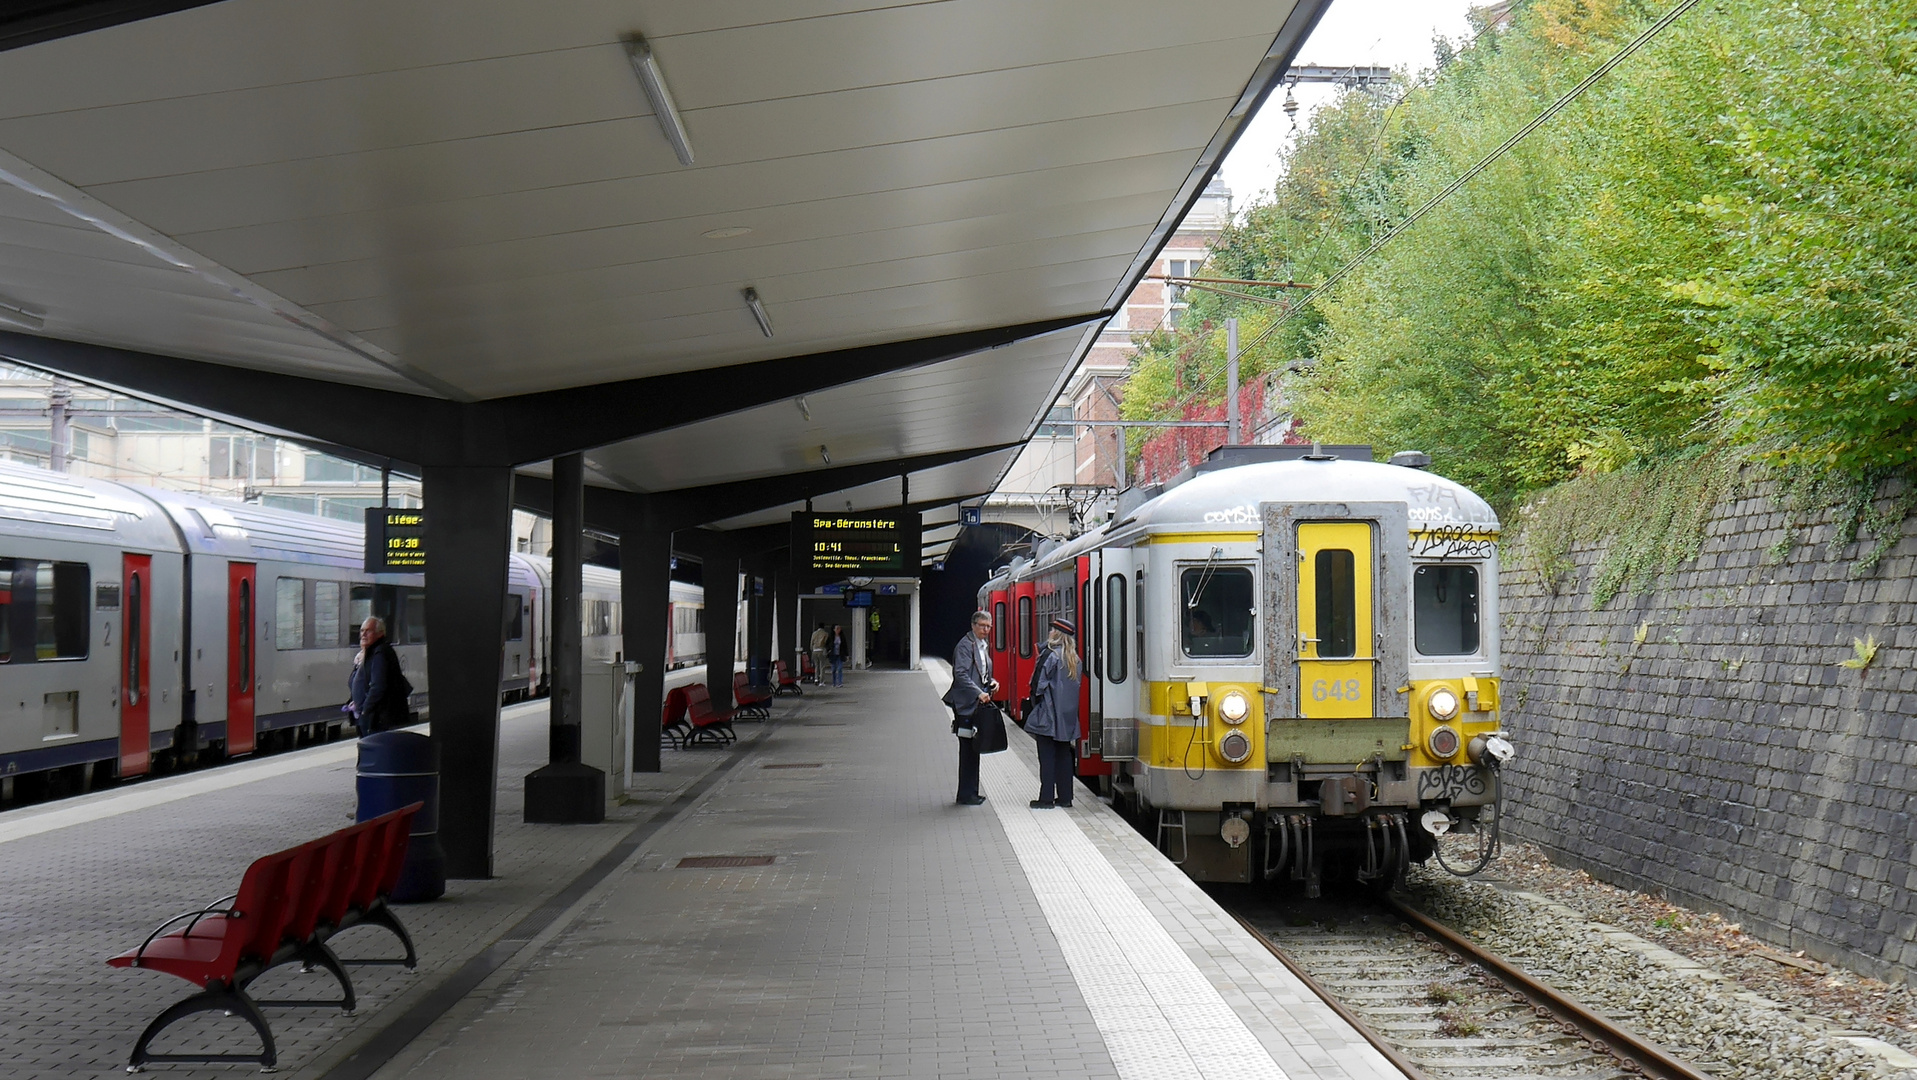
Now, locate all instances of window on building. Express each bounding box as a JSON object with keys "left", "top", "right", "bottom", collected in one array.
[
  {"left": 1037, "top": 406, "right": 1074, "bottom": 438},
  {"left": 303, "top": 454, "right": 371, "bottom": 483},
  {"left": 1164, "top": 257, "right": 1201, "bottom": 328},
  {"left": 211, "top": 436, "right": 275, "bottom": 481}
]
